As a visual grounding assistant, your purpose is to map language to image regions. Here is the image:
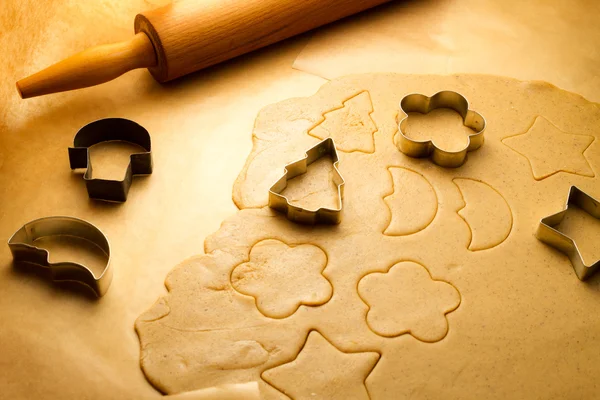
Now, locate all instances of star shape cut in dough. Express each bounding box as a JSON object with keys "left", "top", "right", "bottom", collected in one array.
[
  {"left": 262, "top": 331, "right": 379, "bottom": 400},
  {"left": 502, "top": 116, "right": 595, "bottom": 180}
]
